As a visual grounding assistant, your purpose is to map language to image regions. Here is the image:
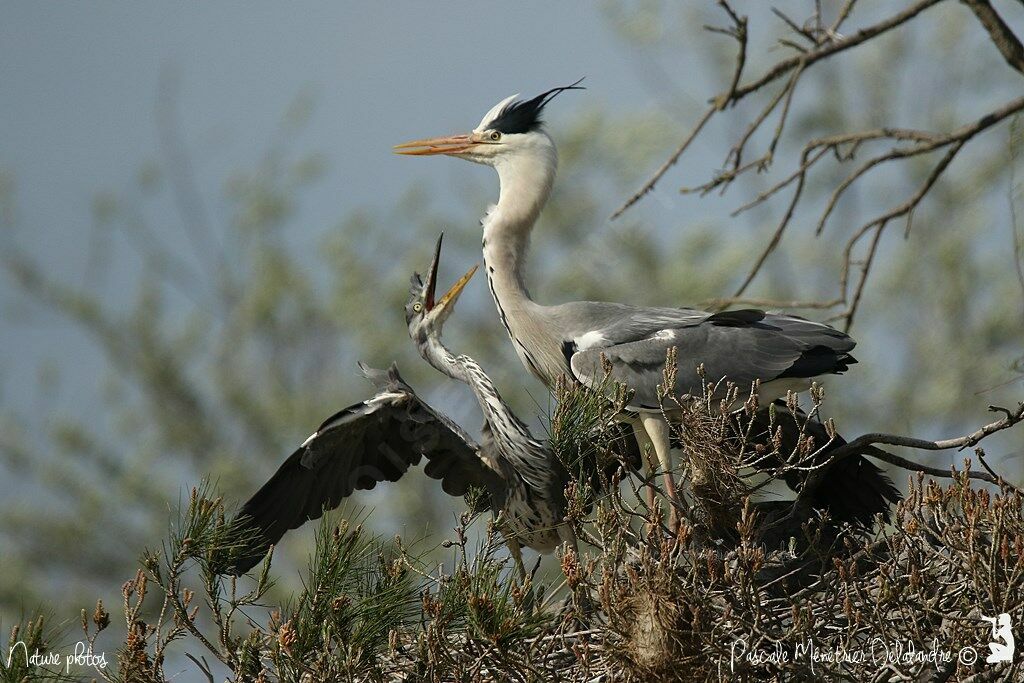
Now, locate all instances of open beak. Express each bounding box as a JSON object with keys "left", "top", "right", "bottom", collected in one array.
[
  {"left": 424, "top": 234, "right": 444, "bottom": 310},
  {"left": 424, "top": 233, "right": 477, "bottom": 314},
  {"left": 436, "top": 264, "right": 478, "bottom": 312},
  {"left": 394, "top": 133, "right": 476, "bottom": 156}
]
